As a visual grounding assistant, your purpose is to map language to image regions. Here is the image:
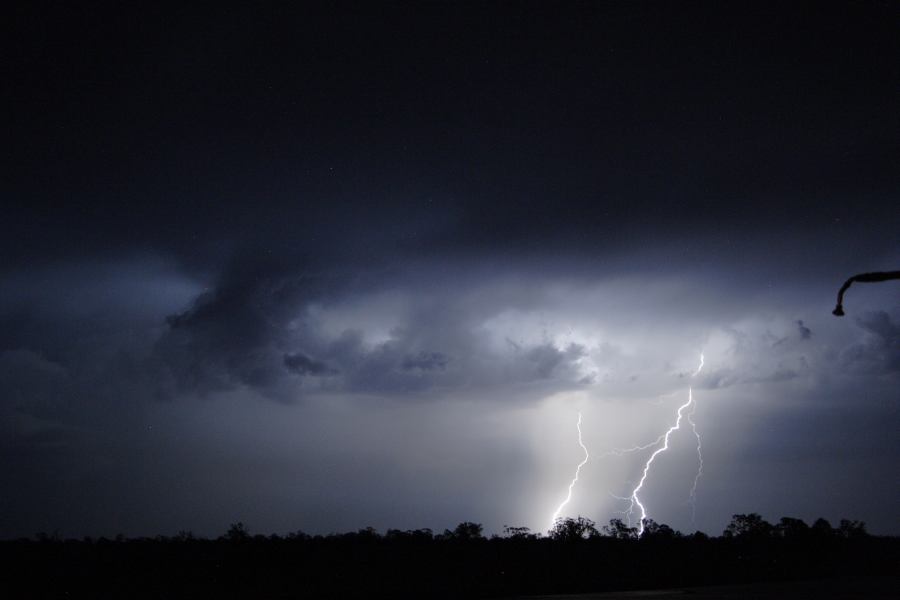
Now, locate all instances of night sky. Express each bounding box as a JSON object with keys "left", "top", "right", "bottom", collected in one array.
[{"left": 2, "top": 1, "right": 898, "bottom": 539}]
